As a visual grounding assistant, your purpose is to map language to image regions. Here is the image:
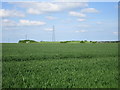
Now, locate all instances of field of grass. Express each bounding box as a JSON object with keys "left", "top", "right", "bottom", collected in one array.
[{"left": 2, "top": 43, "right": 118, "bottom": 88}]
